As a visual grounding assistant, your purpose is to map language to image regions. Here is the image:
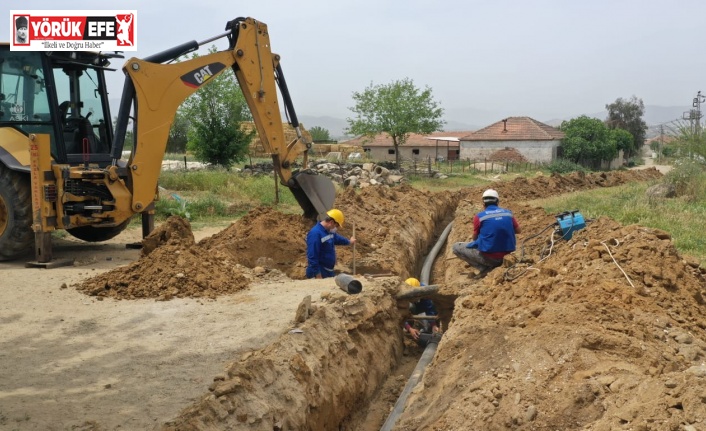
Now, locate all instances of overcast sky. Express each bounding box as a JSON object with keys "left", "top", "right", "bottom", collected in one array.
[{"left": 3, "top": 0, "right": 705, "bottom": 126}]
